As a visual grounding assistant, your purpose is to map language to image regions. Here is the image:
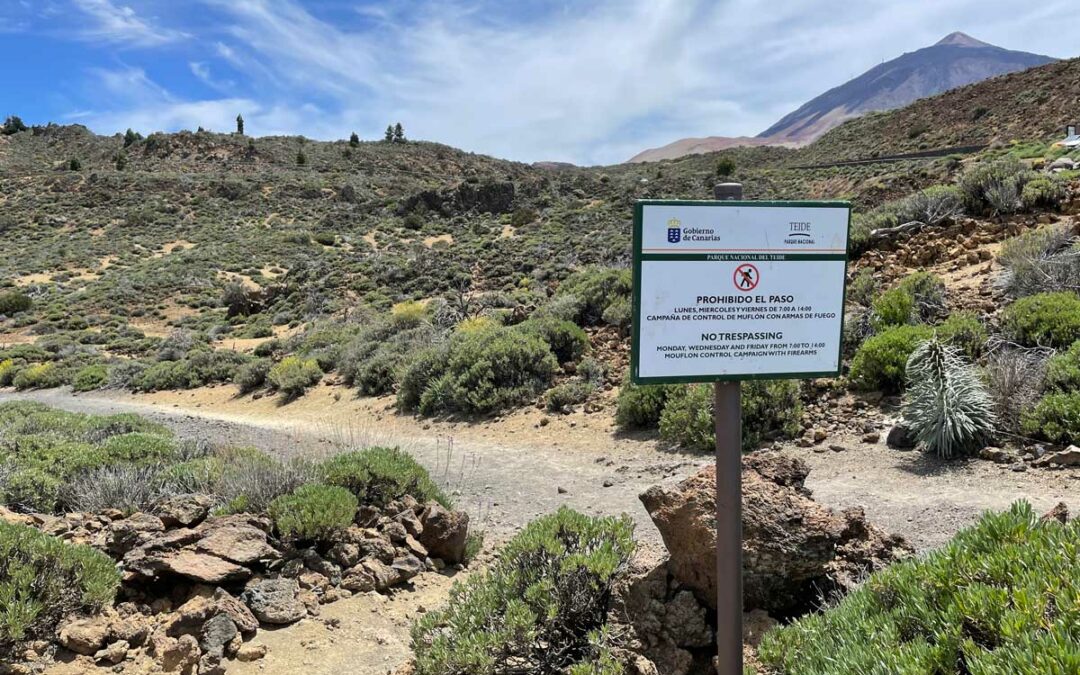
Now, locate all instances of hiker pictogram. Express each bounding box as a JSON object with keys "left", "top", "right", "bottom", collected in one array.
[{"left": 733, "top": 263, "right": 759, "bottom": 291}]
